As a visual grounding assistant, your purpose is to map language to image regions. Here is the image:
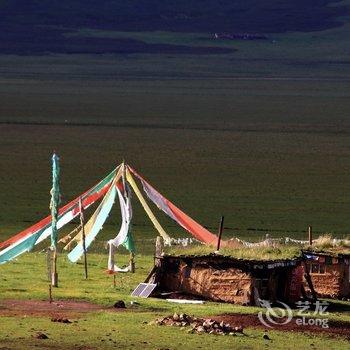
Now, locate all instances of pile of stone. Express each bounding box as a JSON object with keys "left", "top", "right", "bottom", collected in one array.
[{"left": 151, "top": 313, "right": 243, "bottom": 335}]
